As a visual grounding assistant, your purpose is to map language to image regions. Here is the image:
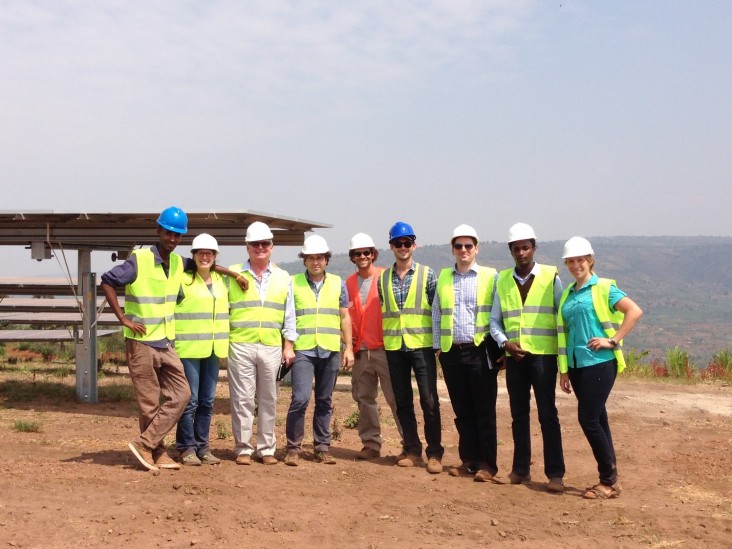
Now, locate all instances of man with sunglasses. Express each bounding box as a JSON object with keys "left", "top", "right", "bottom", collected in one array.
[
  {"left": 227, "top": 221, "right": 297, "bottom": 466},
  {"left": 489, "top": 222, "right": 566, "bottom": 493},
  {"left": 432, "top": 224, "right": 505, "bottom": 483},
  {"left": 346, "top": 233, "right": 403, "bottom": 461},
  {"left": 378, "top": 221, "right": 443, "bottom": 474}
]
